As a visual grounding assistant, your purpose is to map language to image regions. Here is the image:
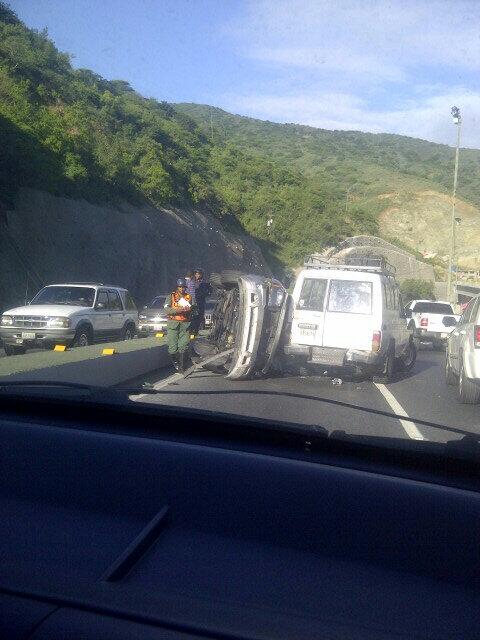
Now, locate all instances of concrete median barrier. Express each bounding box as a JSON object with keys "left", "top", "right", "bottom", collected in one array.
[{"left": 0, "top": 337, "right": 171, "bottom": 387}]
